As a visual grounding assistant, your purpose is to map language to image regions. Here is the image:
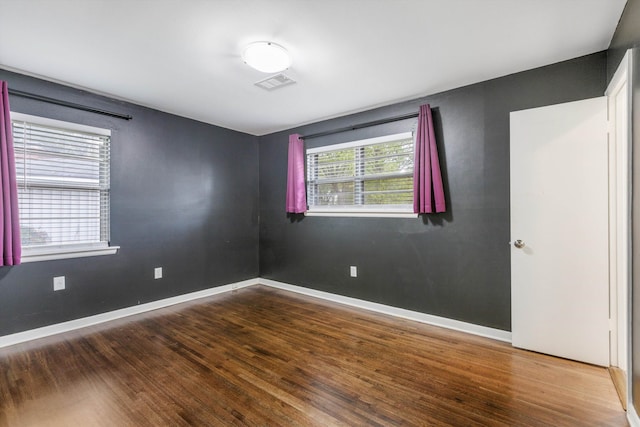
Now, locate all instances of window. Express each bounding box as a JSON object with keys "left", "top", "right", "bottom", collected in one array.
[
  {"left": 11, "top": 113, "right": 118, "bottom": 262},
  {"left": 306, "top": 132, "right": 416, "bottom": 217}
]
